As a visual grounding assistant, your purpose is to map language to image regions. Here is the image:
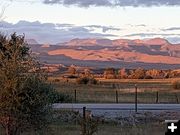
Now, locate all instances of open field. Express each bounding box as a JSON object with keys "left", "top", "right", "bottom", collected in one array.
[
  {"left": 49, "top": 77, "right": 180, "bottom": 103},
  {"left": 0, "top": 121, "right": 166, "bottom": 135},
  {"left": 41, "top": 123, "right": 166, "bottom": 135}
]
